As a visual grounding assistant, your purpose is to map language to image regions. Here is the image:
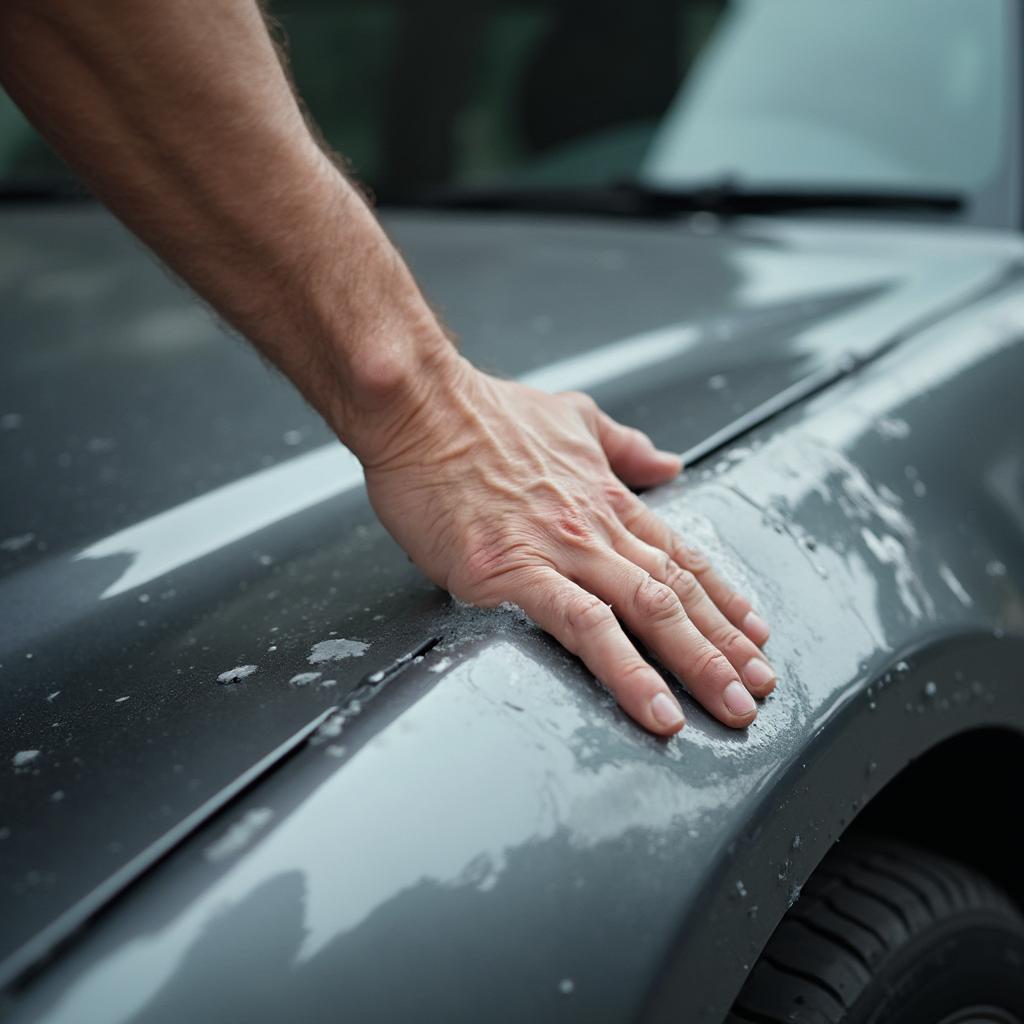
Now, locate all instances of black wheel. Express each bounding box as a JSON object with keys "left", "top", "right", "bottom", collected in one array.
[{"left": 729, "top": 837, "right": 1024, "bottom": 1024}]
